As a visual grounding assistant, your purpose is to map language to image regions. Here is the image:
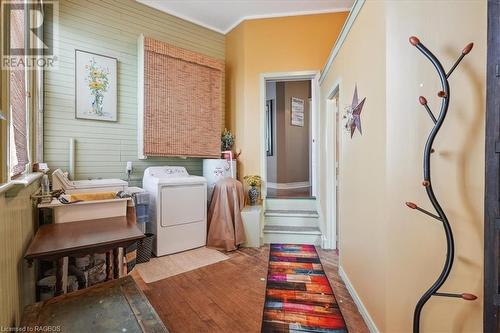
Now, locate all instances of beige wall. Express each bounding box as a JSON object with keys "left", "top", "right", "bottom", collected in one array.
[
  {"left": 225, "top": 12, "right": 348, "bottom": 179},
  {"left": 0, "top": 182, "right": 39, "bottom": 327},
  {"left": 319, "top": 1, "right": 486, "bottom": 332}
]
